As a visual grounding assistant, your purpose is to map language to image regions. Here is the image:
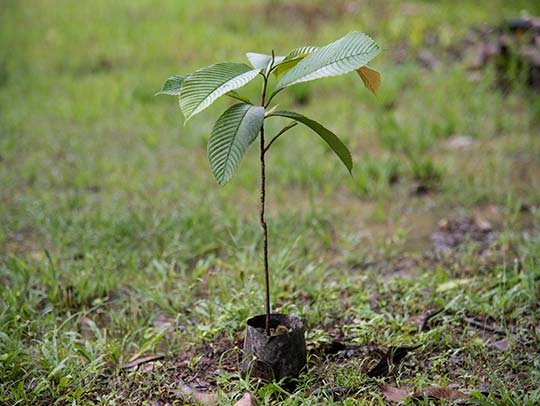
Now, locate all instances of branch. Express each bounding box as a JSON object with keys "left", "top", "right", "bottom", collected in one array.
[
  {"left": 263, "top": 122, "right": 298, "bottom": 154},
  {"left": 462, "top": 317, "right": 507, "bottom": 335}
]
